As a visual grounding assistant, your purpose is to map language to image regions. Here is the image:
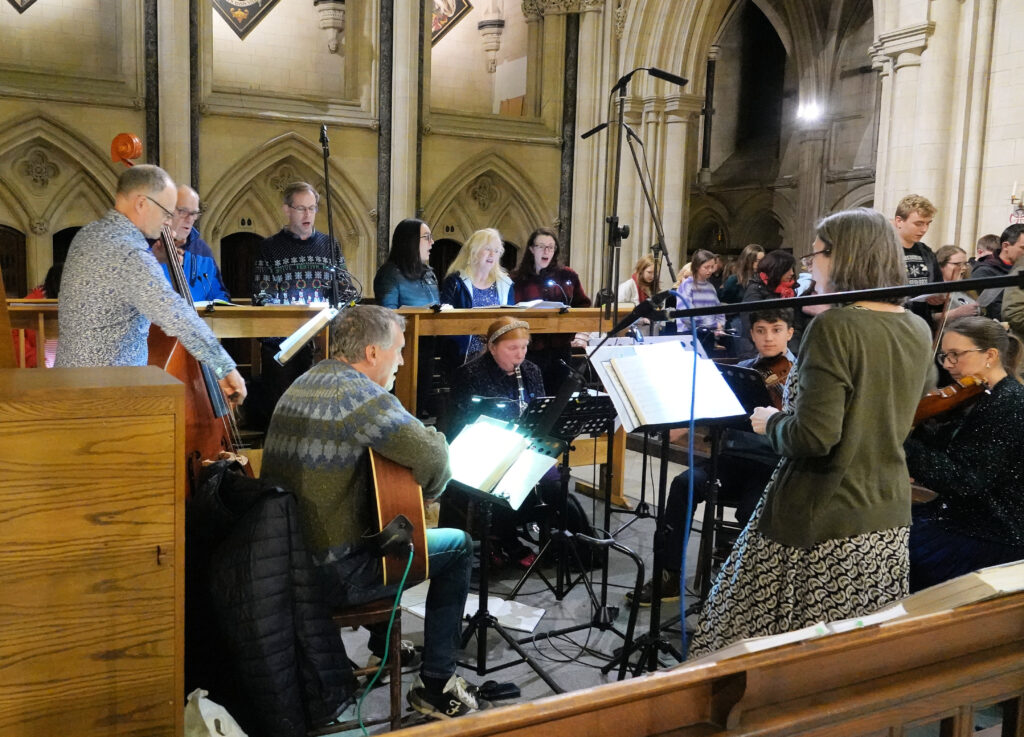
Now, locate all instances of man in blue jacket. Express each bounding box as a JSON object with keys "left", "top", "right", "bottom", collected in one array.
[{"left": 157, "top": 185, "right": 231, "bottom": 303}]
